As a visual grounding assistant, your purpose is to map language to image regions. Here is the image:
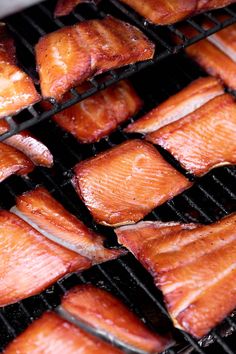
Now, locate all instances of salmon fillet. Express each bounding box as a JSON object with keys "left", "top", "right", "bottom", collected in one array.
[
  {"left": 52, "top": 80, "right": 142, "bottom": 143},
  {"left": 184, "top": 27, "right": 236, "bottom": 90},
  {"left": 14, "top": 186, "right": 124, "bottom": 263},
  {"left": 0, "top": 211, "right": 90, "bottom": 307},
  {"left": 197, "top": 0, "right": 235, "bottom": 11},
  {"left": 0, "top": 142, "right": 34, "bottom": 182},
  {"left": 36, "top": 17, "right": 154, "bottom": 100},
  {"left": 55, "top": 0, "right": 100, "bottom": 17},
  {"left": 72, "top": 139, "right": 192, "bottom": 226},
  {"left": 4, "top": 312, "right": 123, "bottom": 354},
  {"left": 147, "top": 94, "right": 236, "bottom": 176},
  {"left": 116, "top": 214, "right": 236, "bottom": 338},
  {"left": 125, "top": 77, "right": 223, "bottom": 134},
  {"left": 35, "top": 26, "right": 91, "bottom": 101},
  {"left": 60, "top": 284, "right": 173, "bottom": 353},
  {"left": 0, "top": 26, "right": 40, "bottom": 118},
  {"left": 0, "top": 120, "right": 53, "bottom": 168}
]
